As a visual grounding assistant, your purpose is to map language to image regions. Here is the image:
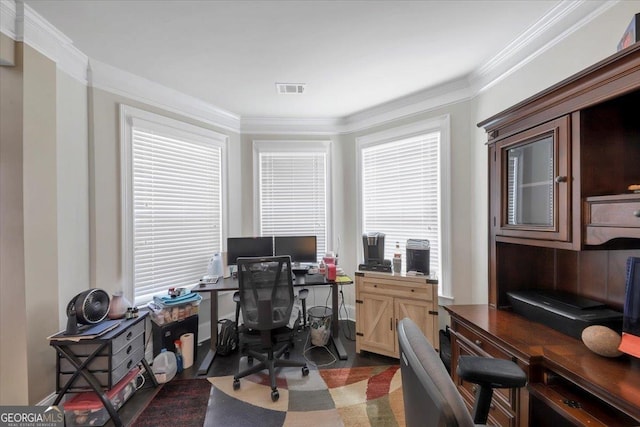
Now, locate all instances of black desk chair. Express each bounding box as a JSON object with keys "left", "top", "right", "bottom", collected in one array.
[
  {"left": 397, "top": 318, "right": 527, "bottom": 426},
  {"left": 232, "top": 256, "right": 309, "bottom": 401}
]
